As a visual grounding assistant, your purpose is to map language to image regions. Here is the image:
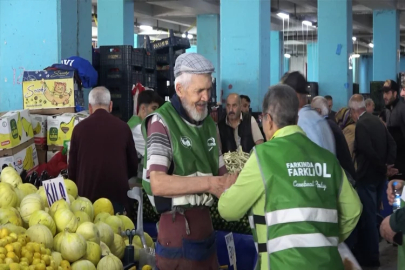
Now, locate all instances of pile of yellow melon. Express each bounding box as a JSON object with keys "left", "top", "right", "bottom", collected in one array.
[{"left": 0, "top": 166, "right": 155, "bottom": 270}]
